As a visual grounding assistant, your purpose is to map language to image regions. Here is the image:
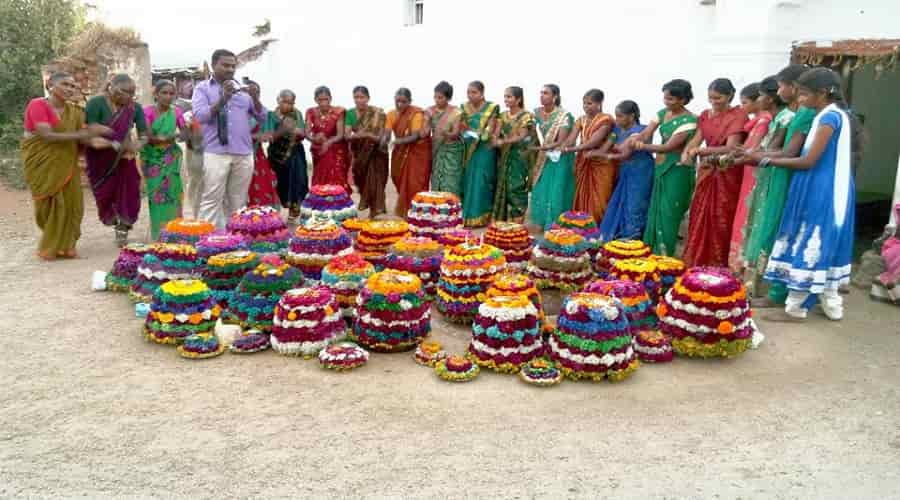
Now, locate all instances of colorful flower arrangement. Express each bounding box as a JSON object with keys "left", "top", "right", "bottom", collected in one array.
[
  {"left": 106, "top": 243, "right": 152, "bottom": 292},
  {"left": 226, "top": 205, "right": 290, "bottom": 254},
  {"left": 486, "top": 273, "right": 546, "bottom": 328},
  {"left": 584, "top": 279, "right": 657, "bottom": 332},
  {"left": 518, "top": 358, "right": 564, "bottom": 386},
  {"left": 440, "top": 228, "right": 474, "bottom": 247},
  {"left": 633, "top": 330, "right": 673, "bottom": 363},
  {"left": 177, "top": 332, "right": 227, "bottom": 359},
  {"left": 143, "top": 279, "right": 221, "bottom": 345},
  {"left": 650, "top": 255, "right": 687, "bottom": 292},
  {"left": 341, "top": 217, "right": 366, "bottom": 239},
  {"left": 597, "top": 239, "right": 652, "bottom": 275},
  {"left": 204, "top": 250, "right": 260, "bottom": 309},
  {"left": 610, "top": 257, "right": 662, "bottom": 302},
  {"left": 527, "top": 229, "right": 593, "bottom": 292},
  {"left": 435, "top": 242, "right": 507, "bottom": 324},
  {"left": 353, "top": 270, "right": 431, "bottom": 352},
  {"left": 484, "top": 222, "right": 533, "bottom": 271},
  {"left": 354, "top": 219, "right": 410, "bottom": 268},
  {"left": 547, "top": 292, "right": 640, "bottom": 382},
  {"left": 129, "top": 243, "right": 202, "bottom": 303},
  {"left": 300, "top": 184, "right": 358, "bottom": 224},
  {"left": 196, "top": 232, "right": 249, "bottom": 260},
  {"left": 658, "top": 267, "right": 753, "bottom": 358},
  {"left": 406, "top": 191, "right": 463, "bottom": 243},
  {"left": 384, "top": 236, "right": 443, "bottom": 300},
  {"left": 229, "top": 331, "right": 271, "bottom": 354},
  {"left": 467, "top": 295, "right": 544, "bottom": 373},
  {"left": 158, "top": 218, "right": 216, "bottom": 245},
  {"left": 321, "top": 253, "right": 375, "bottom": 320},
  {"left": 318, "top": 342, "right": 369, "bottom": 371},
  {"left": 271, "top": 286, "right": 346, "bottom": 358},
  {"left": 414, "top": 339, "right": 448, "bottom": 366},
  {"left": 434, "top": 354, "right": 480, "bottom": 382},
  {"left": 227, "top": 257, "right": 304, "bottom": 332},
  {"left": 286, "top": 219, "right": 354, "bottom": 283},
  {"left": 552, "top": 211, "right": 602, "bottom": 257}
]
